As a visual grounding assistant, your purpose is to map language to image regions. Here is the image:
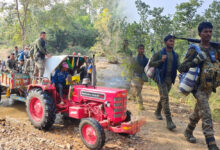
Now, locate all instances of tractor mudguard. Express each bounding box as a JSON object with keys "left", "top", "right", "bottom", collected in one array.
[{"left": 99, "top": 118, "right": 146, "bottom": 135}]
